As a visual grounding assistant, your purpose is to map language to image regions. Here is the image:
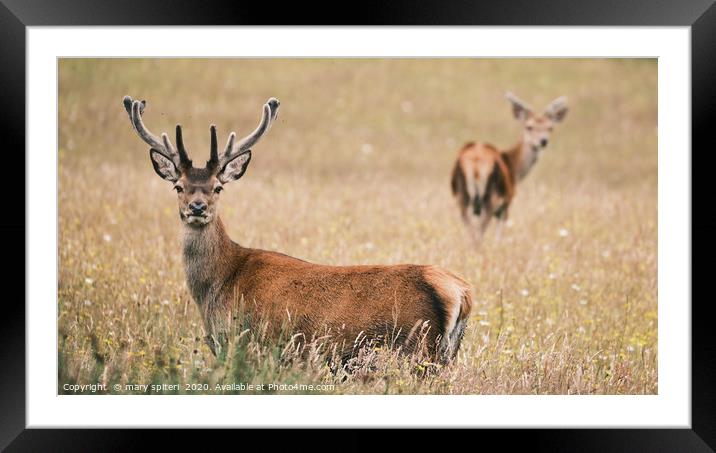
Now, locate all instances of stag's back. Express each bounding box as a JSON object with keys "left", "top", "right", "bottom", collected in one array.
[{"left": 213, "top": 249, "right": 473, "bottom": 359}]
